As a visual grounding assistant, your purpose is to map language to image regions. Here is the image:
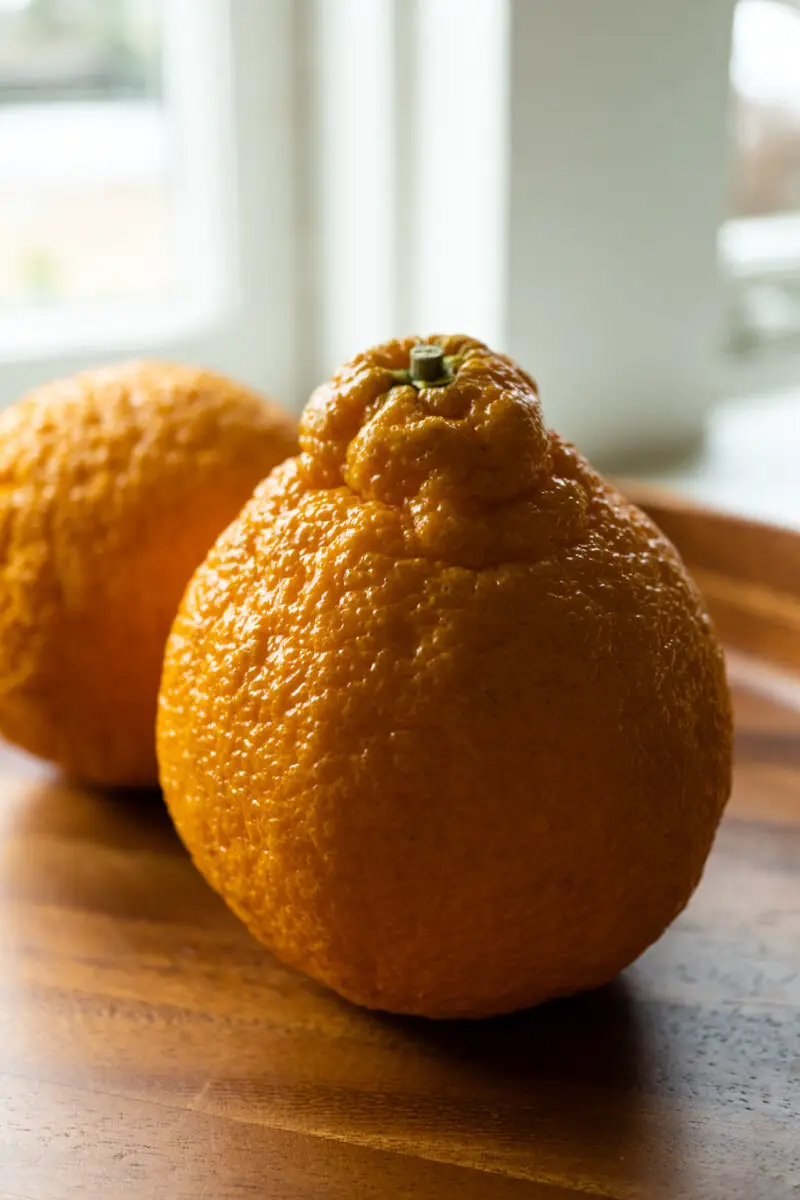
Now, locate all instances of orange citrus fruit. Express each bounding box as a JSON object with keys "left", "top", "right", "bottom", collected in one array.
[
  {"left": 157, "top": 336, "right": 732, "bottom": 1018},
  {"left": 0, "top": 360, "right": 297, "bottom": 786}
]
